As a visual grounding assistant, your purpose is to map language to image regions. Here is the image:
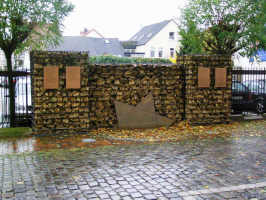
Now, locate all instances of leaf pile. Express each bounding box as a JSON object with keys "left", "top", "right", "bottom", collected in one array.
[
  {"left": 96, "top": 120, "right": 266, "bottom": 142},
  {"left": 96, "top": 121, "right": 242, "bottom": 142}
]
